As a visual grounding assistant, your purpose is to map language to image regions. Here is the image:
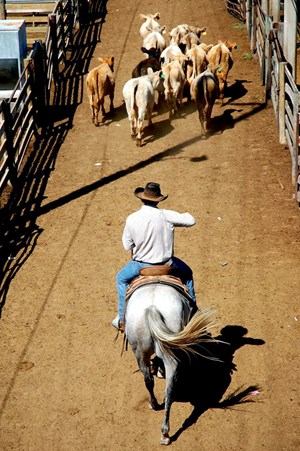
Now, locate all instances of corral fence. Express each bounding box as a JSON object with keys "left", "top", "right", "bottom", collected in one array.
[
  {"left": 0, "top": 0, "right": 95, "bottom": 202},
  {"left": 225, "top": 0, "right": 300, "bottom": 205}
]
